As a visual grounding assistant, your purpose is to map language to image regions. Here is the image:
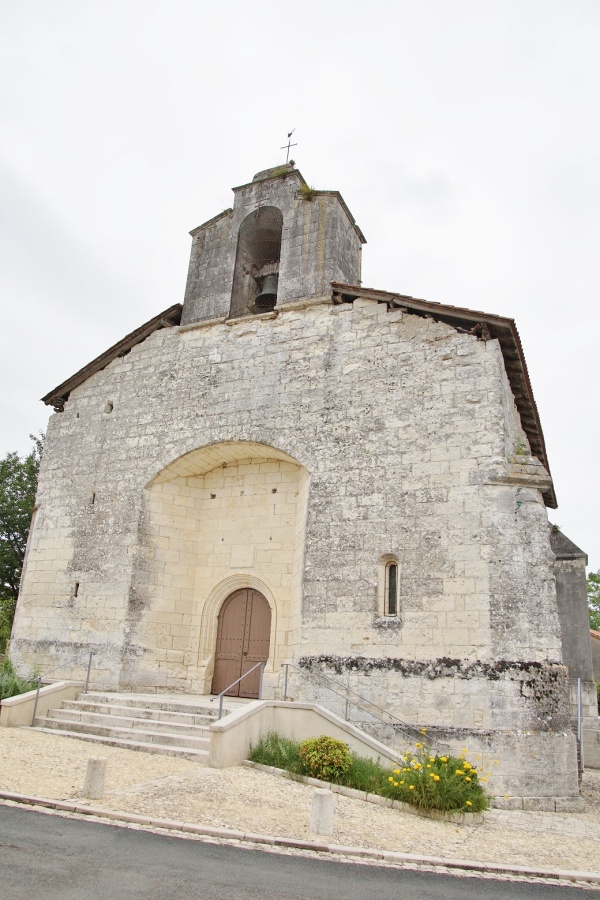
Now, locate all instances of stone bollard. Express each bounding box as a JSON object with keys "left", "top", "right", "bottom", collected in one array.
[
  {"left": 83, "top": 757, "right": 107, "bottom": 800},
  {"left": 309, "top": 788, "right": 333, "bottom": 836}
]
